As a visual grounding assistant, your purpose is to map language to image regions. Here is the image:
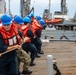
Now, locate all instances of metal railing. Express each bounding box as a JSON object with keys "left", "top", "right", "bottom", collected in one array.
[{"left": 41, "top": 29, "right": 76, "bottom": 42}]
